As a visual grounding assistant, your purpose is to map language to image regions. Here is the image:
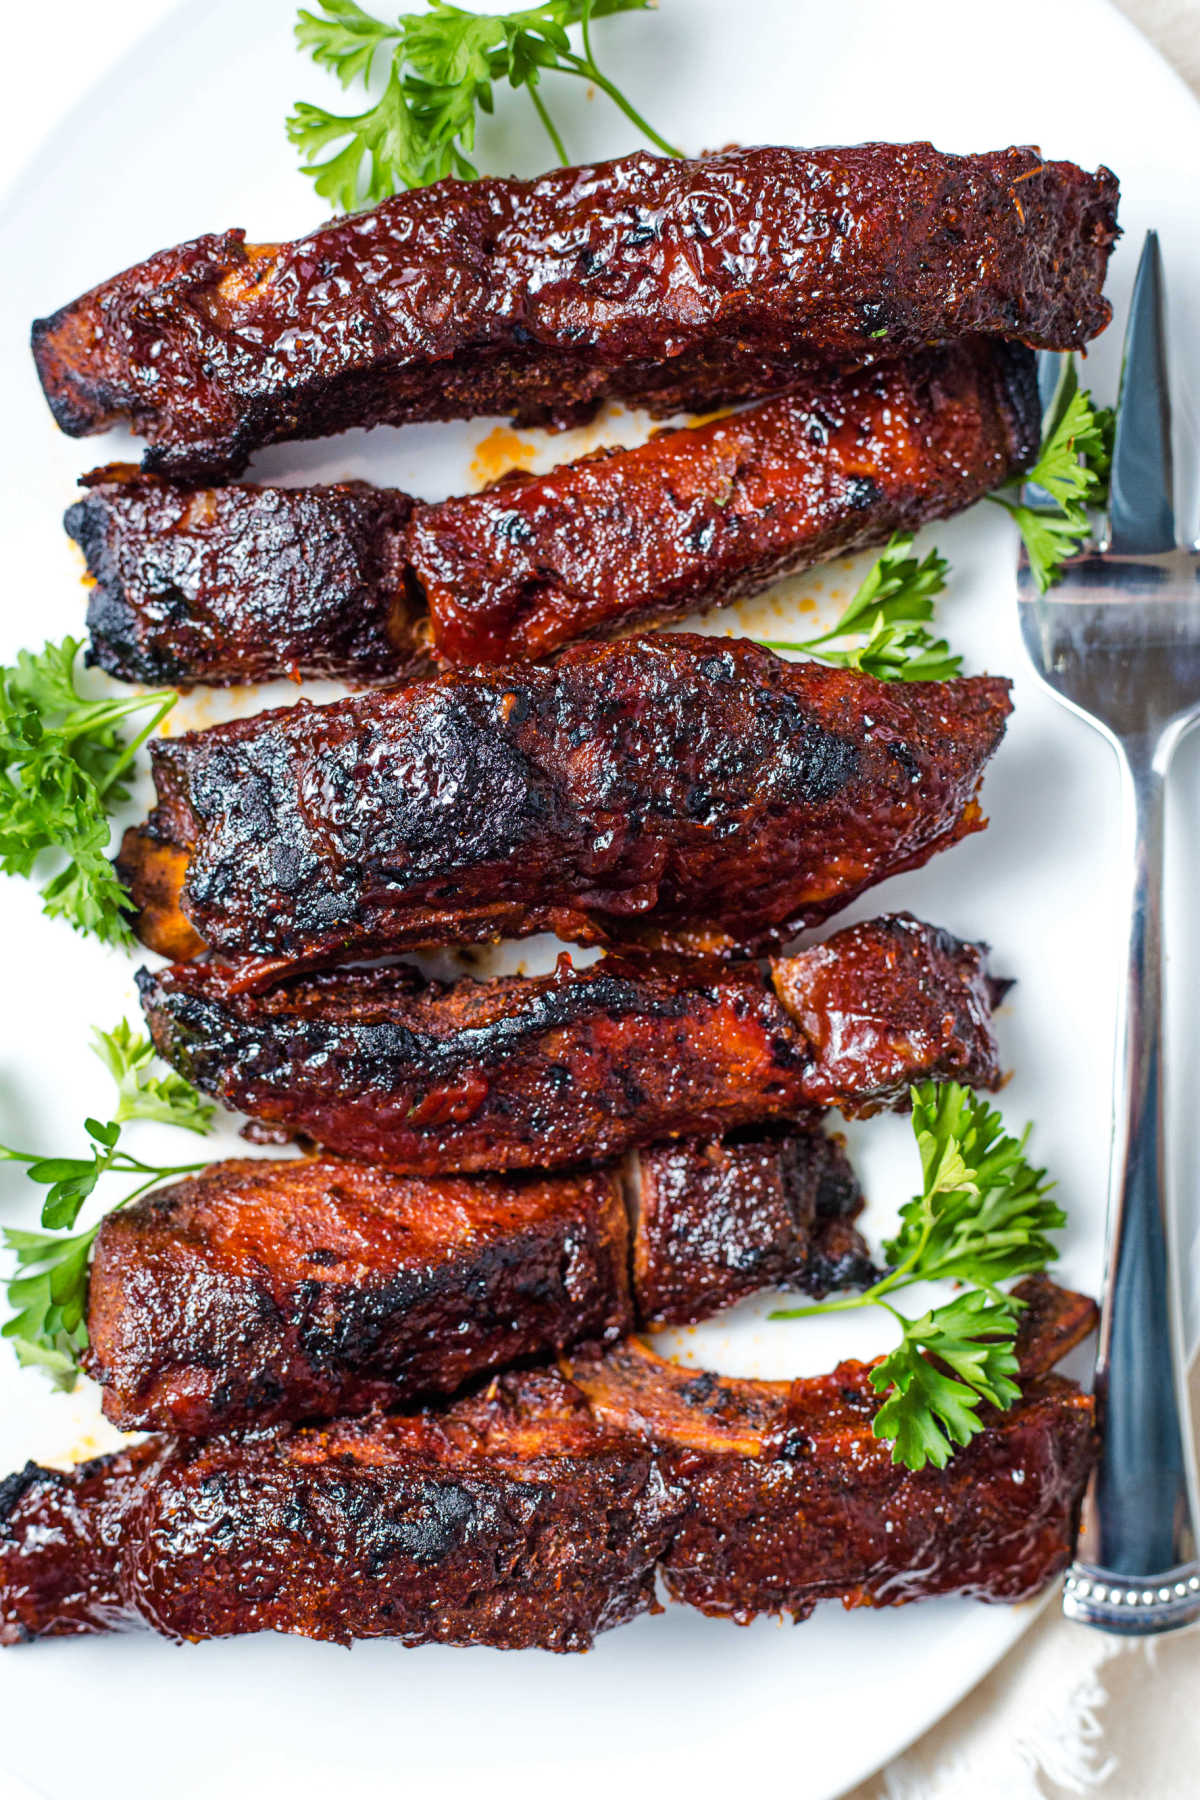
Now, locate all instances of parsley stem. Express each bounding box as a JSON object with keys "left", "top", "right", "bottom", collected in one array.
[
  {"left": 93, "top": 690, "right": 176, "bottom": 798},
  {"left": 768, "top": 1253, "right": 934, "bottom": 1322},
  {"left": 769, "top": 1289, "right": 877, "bottom": 1321},
  {"left": 109, "top": 1166, "right": 208, "bottom": 1209},
  {"left": 758, "top": 635, "right": 837, "bottom": 656},
  {"left": 526, "top": 81, "right": 570, "bottom": 165},
  {"left": 559, "top": 51, "right": 681, "bottom": 158}
]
